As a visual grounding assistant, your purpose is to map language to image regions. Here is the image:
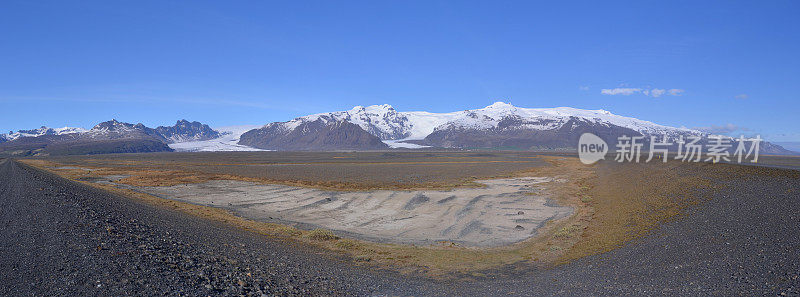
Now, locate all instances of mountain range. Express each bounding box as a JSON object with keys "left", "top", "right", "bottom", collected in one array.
[
  {"left": 236, "top": 102, "right": 794, "bottom": 154},
  {"left": 0, "top": 120, "right": 219, "bottom": 156},
  {"left": 1, "top": 102, "right": 795, "bottom": 156}
]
